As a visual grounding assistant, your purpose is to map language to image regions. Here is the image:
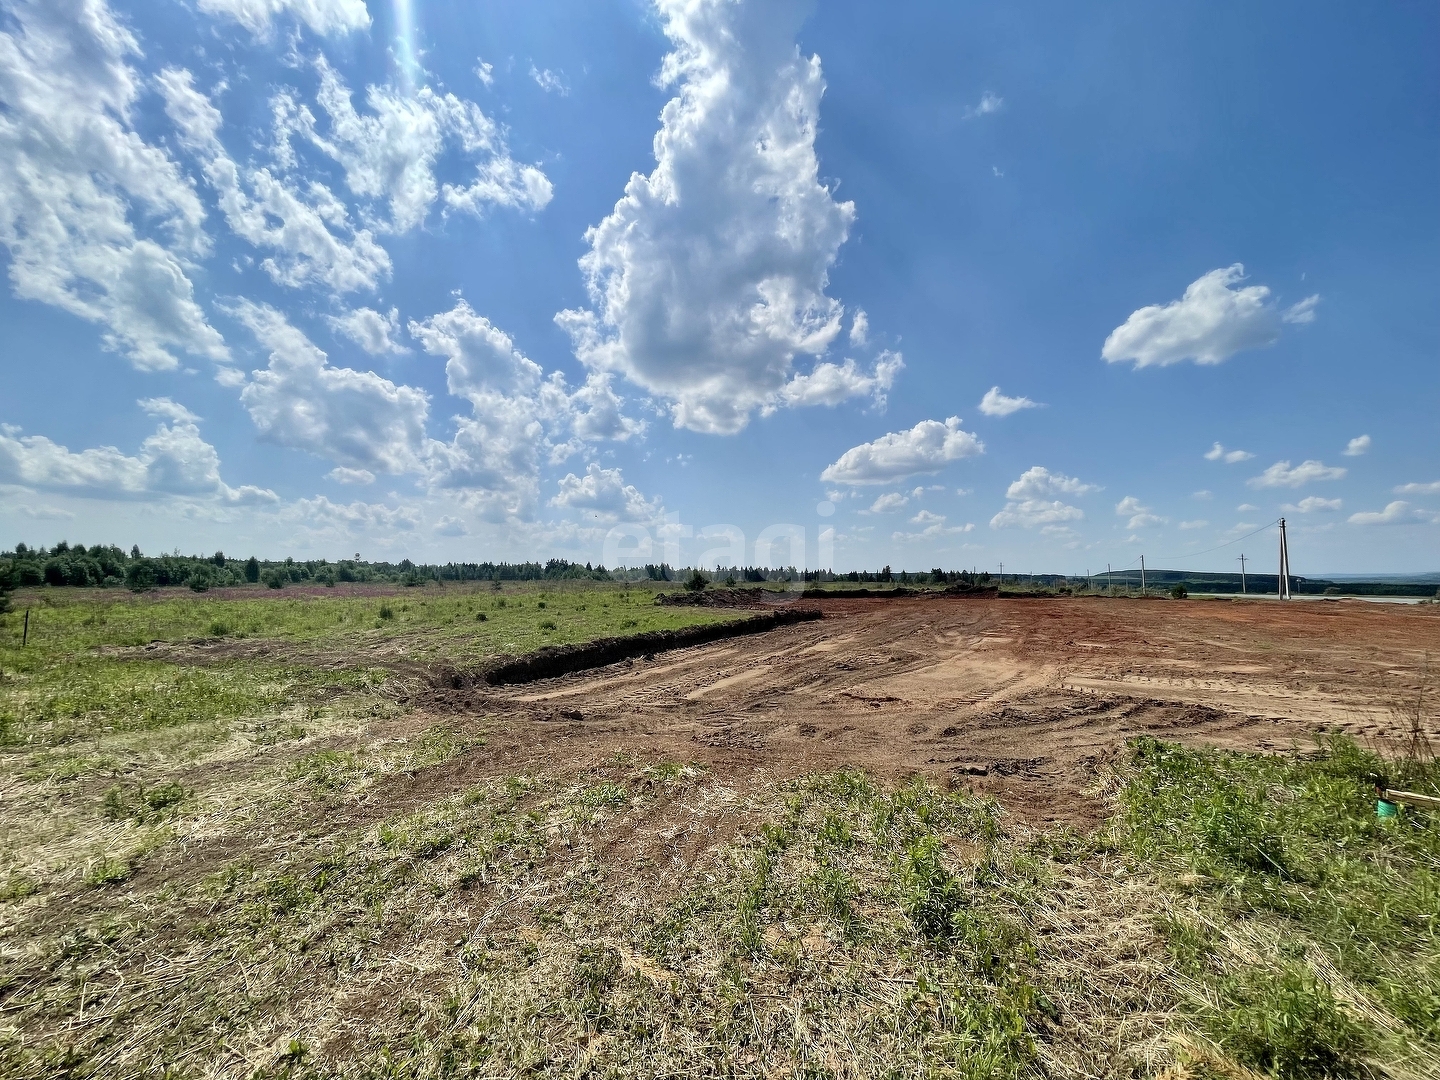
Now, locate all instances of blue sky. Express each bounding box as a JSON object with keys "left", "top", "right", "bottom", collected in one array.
[{"left": 1, "top": 0, "right": 1436, "bottom": 574}]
